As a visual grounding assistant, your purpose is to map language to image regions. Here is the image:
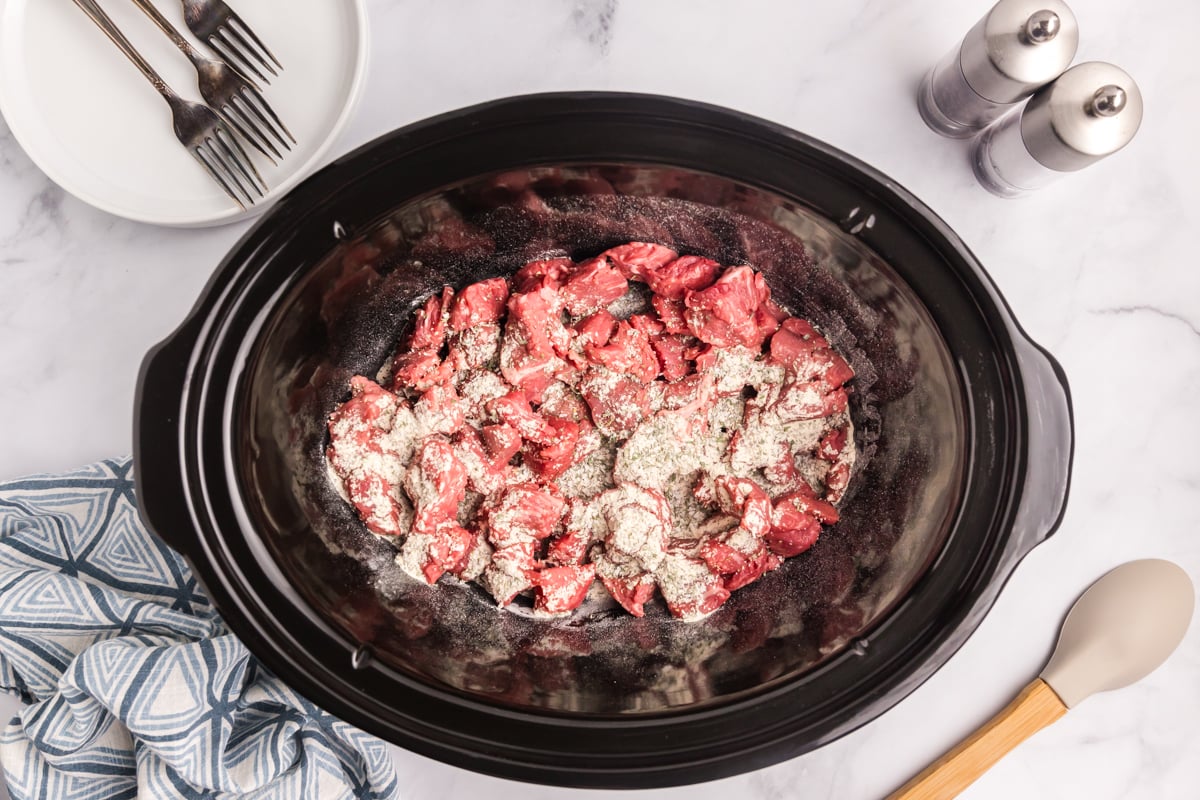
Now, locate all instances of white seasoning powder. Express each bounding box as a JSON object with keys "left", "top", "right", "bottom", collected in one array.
[
  {"left": 396, "top": 533, "right": 435, "bottom": 582},
  {"left": 589, "top": 546, "right": 642, "bottom": 581},
  {"left": 329, "top": 265, "right": 860, "bottom": 619},
  {"left": 566, "top": 496, "right": 610, "bottom": 544},
  {"left": 613, "top": 415, "right": 684, "bottom": 489},
  {"left": 403, "top": 444, "right": 446, "bottom": 510},
  {"left": 453, "top": 325, "right": 501, "bottom": 369},
  {"left": 508, "top": 462, "right": 536, "bottom": 485},
  {"left": 327, "top": 391, "right": 425, "bottom": 535},
  {"left": 710, "top": 347, "right": 785, "bottom": 395},
  {"left": 599, "top": 354, "right": 856, "bottom": 559},
  {"left": 458, "top": 491, "right": 485, "bottom": 527},
  {"left": 458, "top": 537, "right": 493, "bottom": 582},
  {"left": 412, "top": 397, "right": 457, "bottom": 436},
  {"left": 480, "top": 561, "right": 531, "bottom": 606},
  {"left": 392, "top": 491, "right": 415, "bottom": 534},
  {"left": 602, "top": 486, "right": 669, "bottom": 570},
  {"left": 654, "top": 553, "right": 720, "bottom": 621},
  {"left": 458, "top": 371, "right": 508, "bottom": 415},
  {"left": 605, "top": 285, "right": 651, "bottom": 319},
  {"left": 555, "top": 440, "right": 615, "bottom": 498},
  {"left": 535, "top": 579, "right": 585, "bottom": 618}
]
